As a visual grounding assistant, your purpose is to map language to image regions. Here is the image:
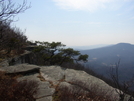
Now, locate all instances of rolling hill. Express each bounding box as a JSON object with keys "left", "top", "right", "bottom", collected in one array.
[{"left": 80, "top": 43, "right": 134, "bottom": 81}]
